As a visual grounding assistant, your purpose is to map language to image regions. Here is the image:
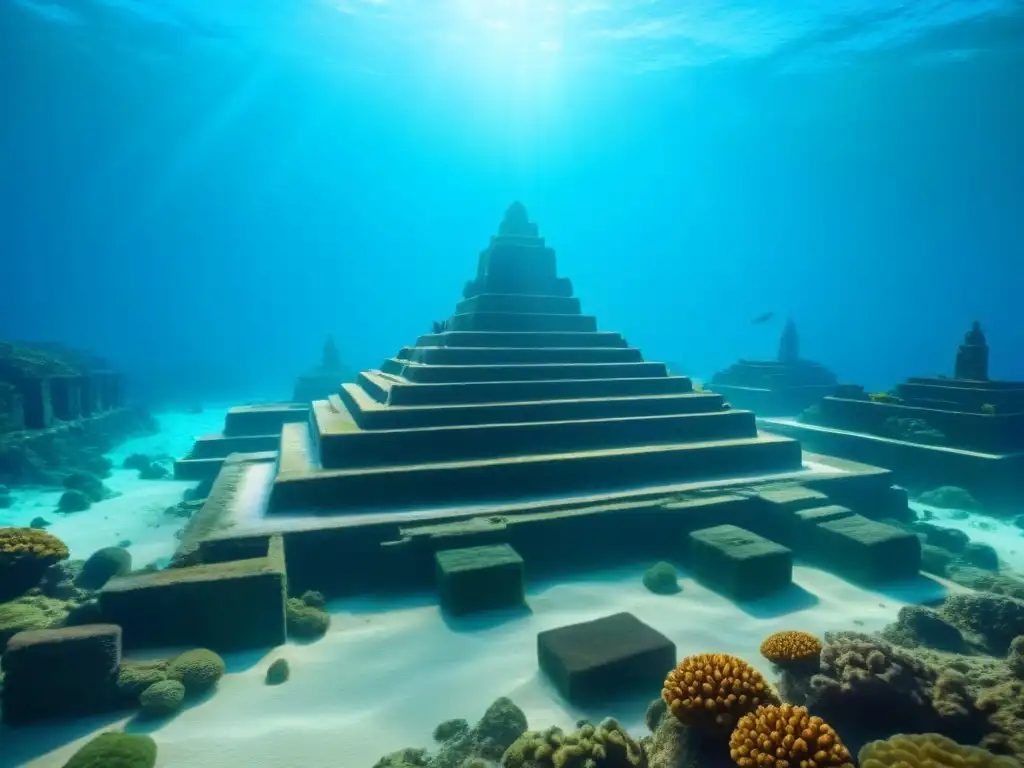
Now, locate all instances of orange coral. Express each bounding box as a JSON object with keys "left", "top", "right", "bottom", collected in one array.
[
  {"left": 729, "top": 704, "right": 854, "bottom": 768},
  {"left": 760, "top": 631, "right": 823, "bottom": 664},
  {"left": 0, "top": 527, "right": 70, "bottom": 562},
  {"left": 662, "top": 653, "right": 778, "bottom": 731}
]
